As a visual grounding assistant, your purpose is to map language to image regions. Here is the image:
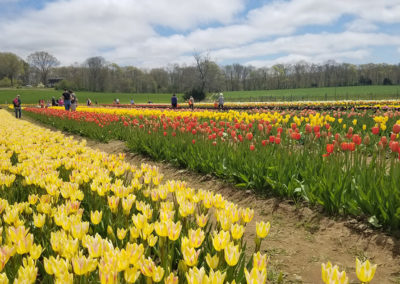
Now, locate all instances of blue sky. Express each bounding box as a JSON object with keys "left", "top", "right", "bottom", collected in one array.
[{"left": 0, "top": 0, "right": 399, "bottom": 68}]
